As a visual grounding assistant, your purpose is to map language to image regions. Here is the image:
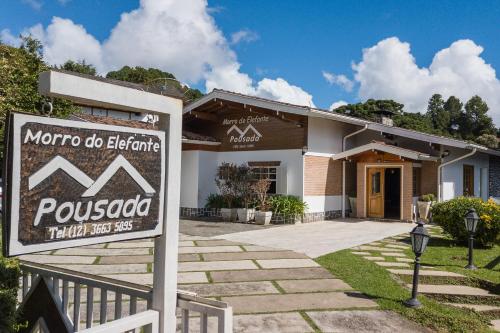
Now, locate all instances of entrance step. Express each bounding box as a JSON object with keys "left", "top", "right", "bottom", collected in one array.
[
  {"left": 412, "top": 284, "right": 496, "bottom": 297},
  {"left": 444, "top": 303, "right": 500, "bottom": 316},
  {"left": 389, "top": 269, "right": 464, "bottom": 277}
]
